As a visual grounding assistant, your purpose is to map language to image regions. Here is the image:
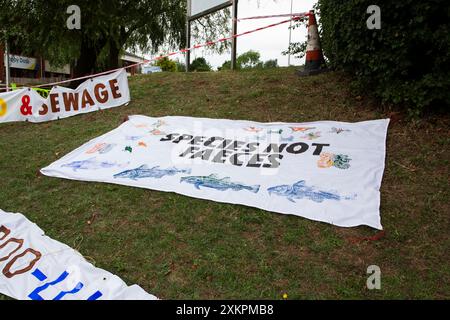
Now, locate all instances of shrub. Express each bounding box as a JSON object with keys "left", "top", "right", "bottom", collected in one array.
[
  {"left": 175, "top": 60, "right": 186, "bottom": 72},
  {"left": 264, "top": 59, "right": 278, "bottom": 69},
  {"left": 190, "top": 57, "right": 212, "bottom": 72},
  {"left": 219, "top": 60, "right": 232, "bottom": 71},
  {"left": 155, "top": 56, "right": 177, "bottom": 72},
  {"left": 317, "top": 0, "right": 450, "bottom": 114}
]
